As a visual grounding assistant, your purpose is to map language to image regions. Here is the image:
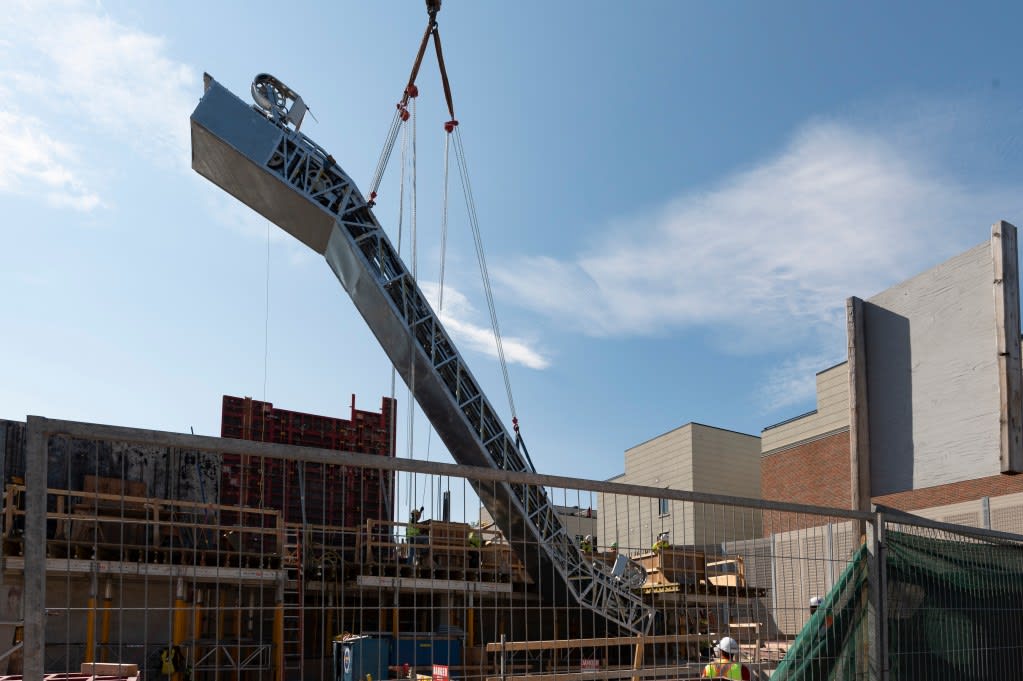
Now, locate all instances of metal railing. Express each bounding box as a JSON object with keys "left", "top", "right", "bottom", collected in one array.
[{"left": 11, "top": 416, "right": 1023, "bottom": 680}]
